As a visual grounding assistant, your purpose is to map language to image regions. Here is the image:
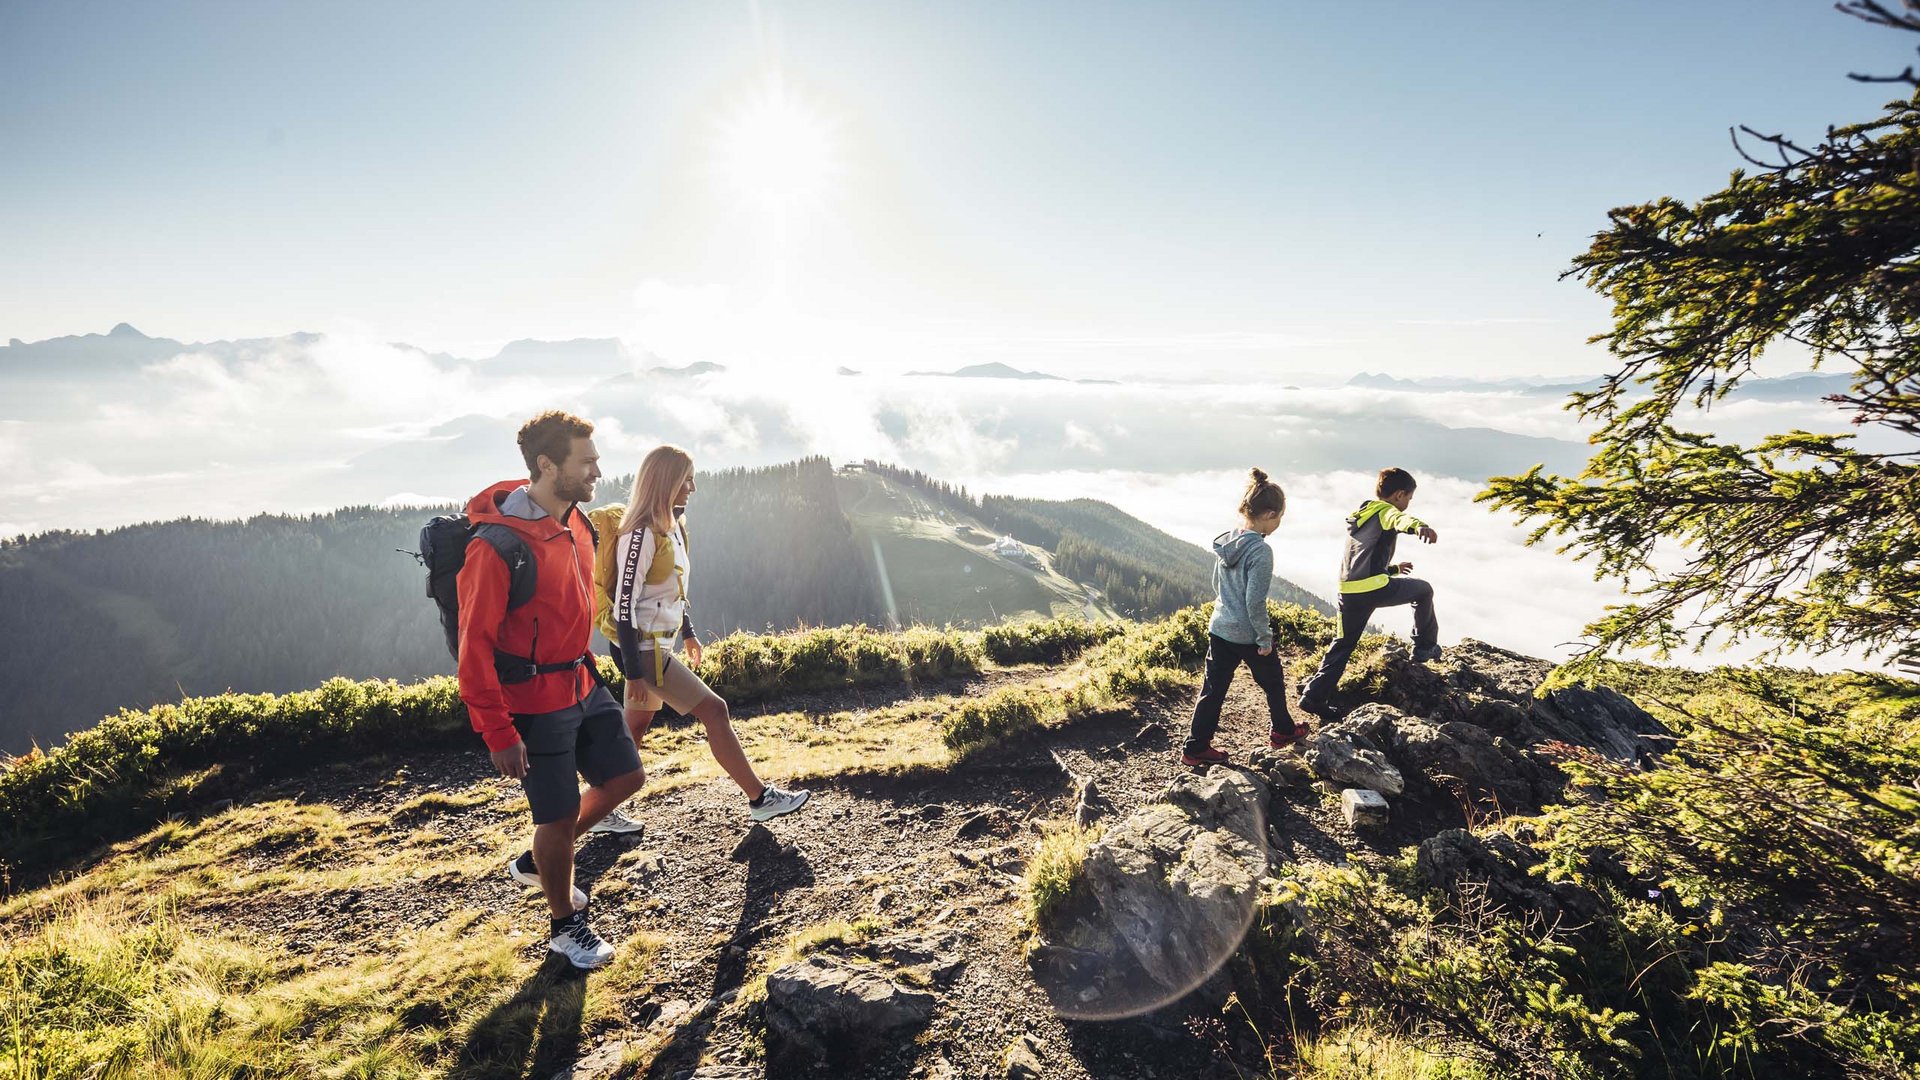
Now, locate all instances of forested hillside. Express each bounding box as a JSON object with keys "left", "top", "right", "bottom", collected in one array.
[
  {"left": 0, "top": 459, "right": 878, "bottom": 753},
  {"left": 859, "top": 462, "right": 1332, "bottom": 620},
  {"left": 0, "top": 459, "right": 1246, "bottom": 754},
  {"left": 649, "top": 457, "right": 884, "bottom": 636}
]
